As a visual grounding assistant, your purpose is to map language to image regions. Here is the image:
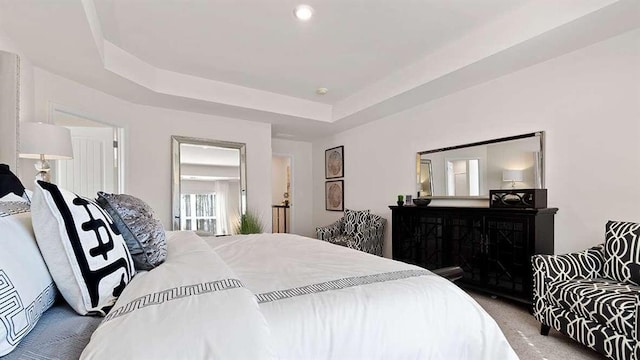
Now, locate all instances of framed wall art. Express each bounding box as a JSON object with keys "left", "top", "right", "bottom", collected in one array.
[
  {"left": 325, "top": 180, "right": 344, "bottom": 211},
  {"left": 325, "top": 145, "right": 344, "bottom": 179}
]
